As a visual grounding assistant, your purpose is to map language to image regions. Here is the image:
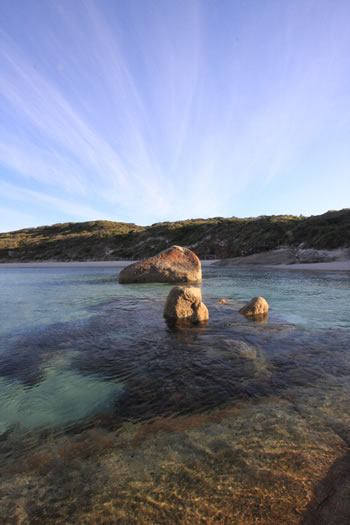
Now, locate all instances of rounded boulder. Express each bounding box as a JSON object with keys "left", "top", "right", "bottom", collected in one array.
[
  {"left": 239, "top": 296, "right": 269, "bottom": 317},
  {"left": 118, "top": 246, "right": 202, "bottom": 284},
  {"left": 164, "top": 286, "right": 209, "bottom": 323}
]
